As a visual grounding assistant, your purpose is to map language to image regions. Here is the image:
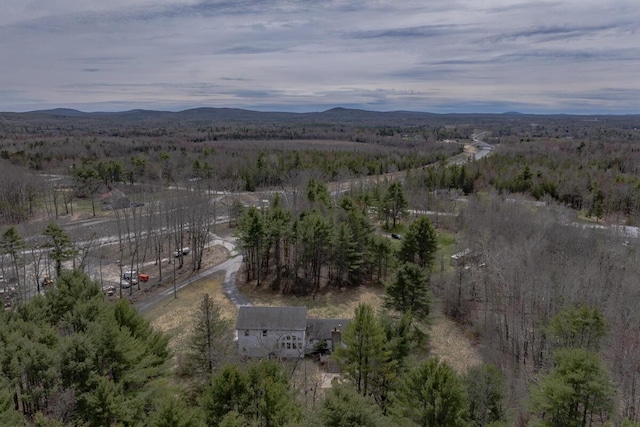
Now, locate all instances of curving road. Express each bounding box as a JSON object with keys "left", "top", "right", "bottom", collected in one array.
[
  {"left": 135, "top": 236, "right": 251, "bottom": 313},
  {"left": 471, "top": 132, "right": 495, "bottom": 160},
  {"left": 135, "top": 132, "right": 495, "bottom": 313}
]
